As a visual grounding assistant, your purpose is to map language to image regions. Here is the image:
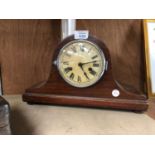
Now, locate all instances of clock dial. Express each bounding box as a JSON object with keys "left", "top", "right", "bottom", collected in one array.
[{"left": 57, "top": 40, "right": 106, "bottom": 88}]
